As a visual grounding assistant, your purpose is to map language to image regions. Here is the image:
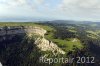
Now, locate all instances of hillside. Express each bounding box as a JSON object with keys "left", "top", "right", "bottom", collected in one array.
[{"left": 0, "top": 22, "right": 100, "bottom": 66}]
